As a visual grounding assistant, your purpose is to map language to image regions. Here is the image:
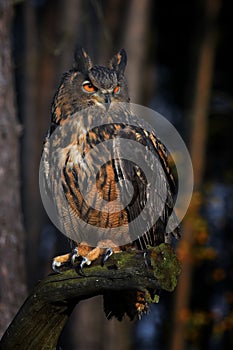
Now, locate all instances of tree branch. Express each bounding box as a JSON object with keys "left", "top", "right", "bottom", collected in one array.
[{"left": 0, "top": 244, "right": 180, "bottom": 350}]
